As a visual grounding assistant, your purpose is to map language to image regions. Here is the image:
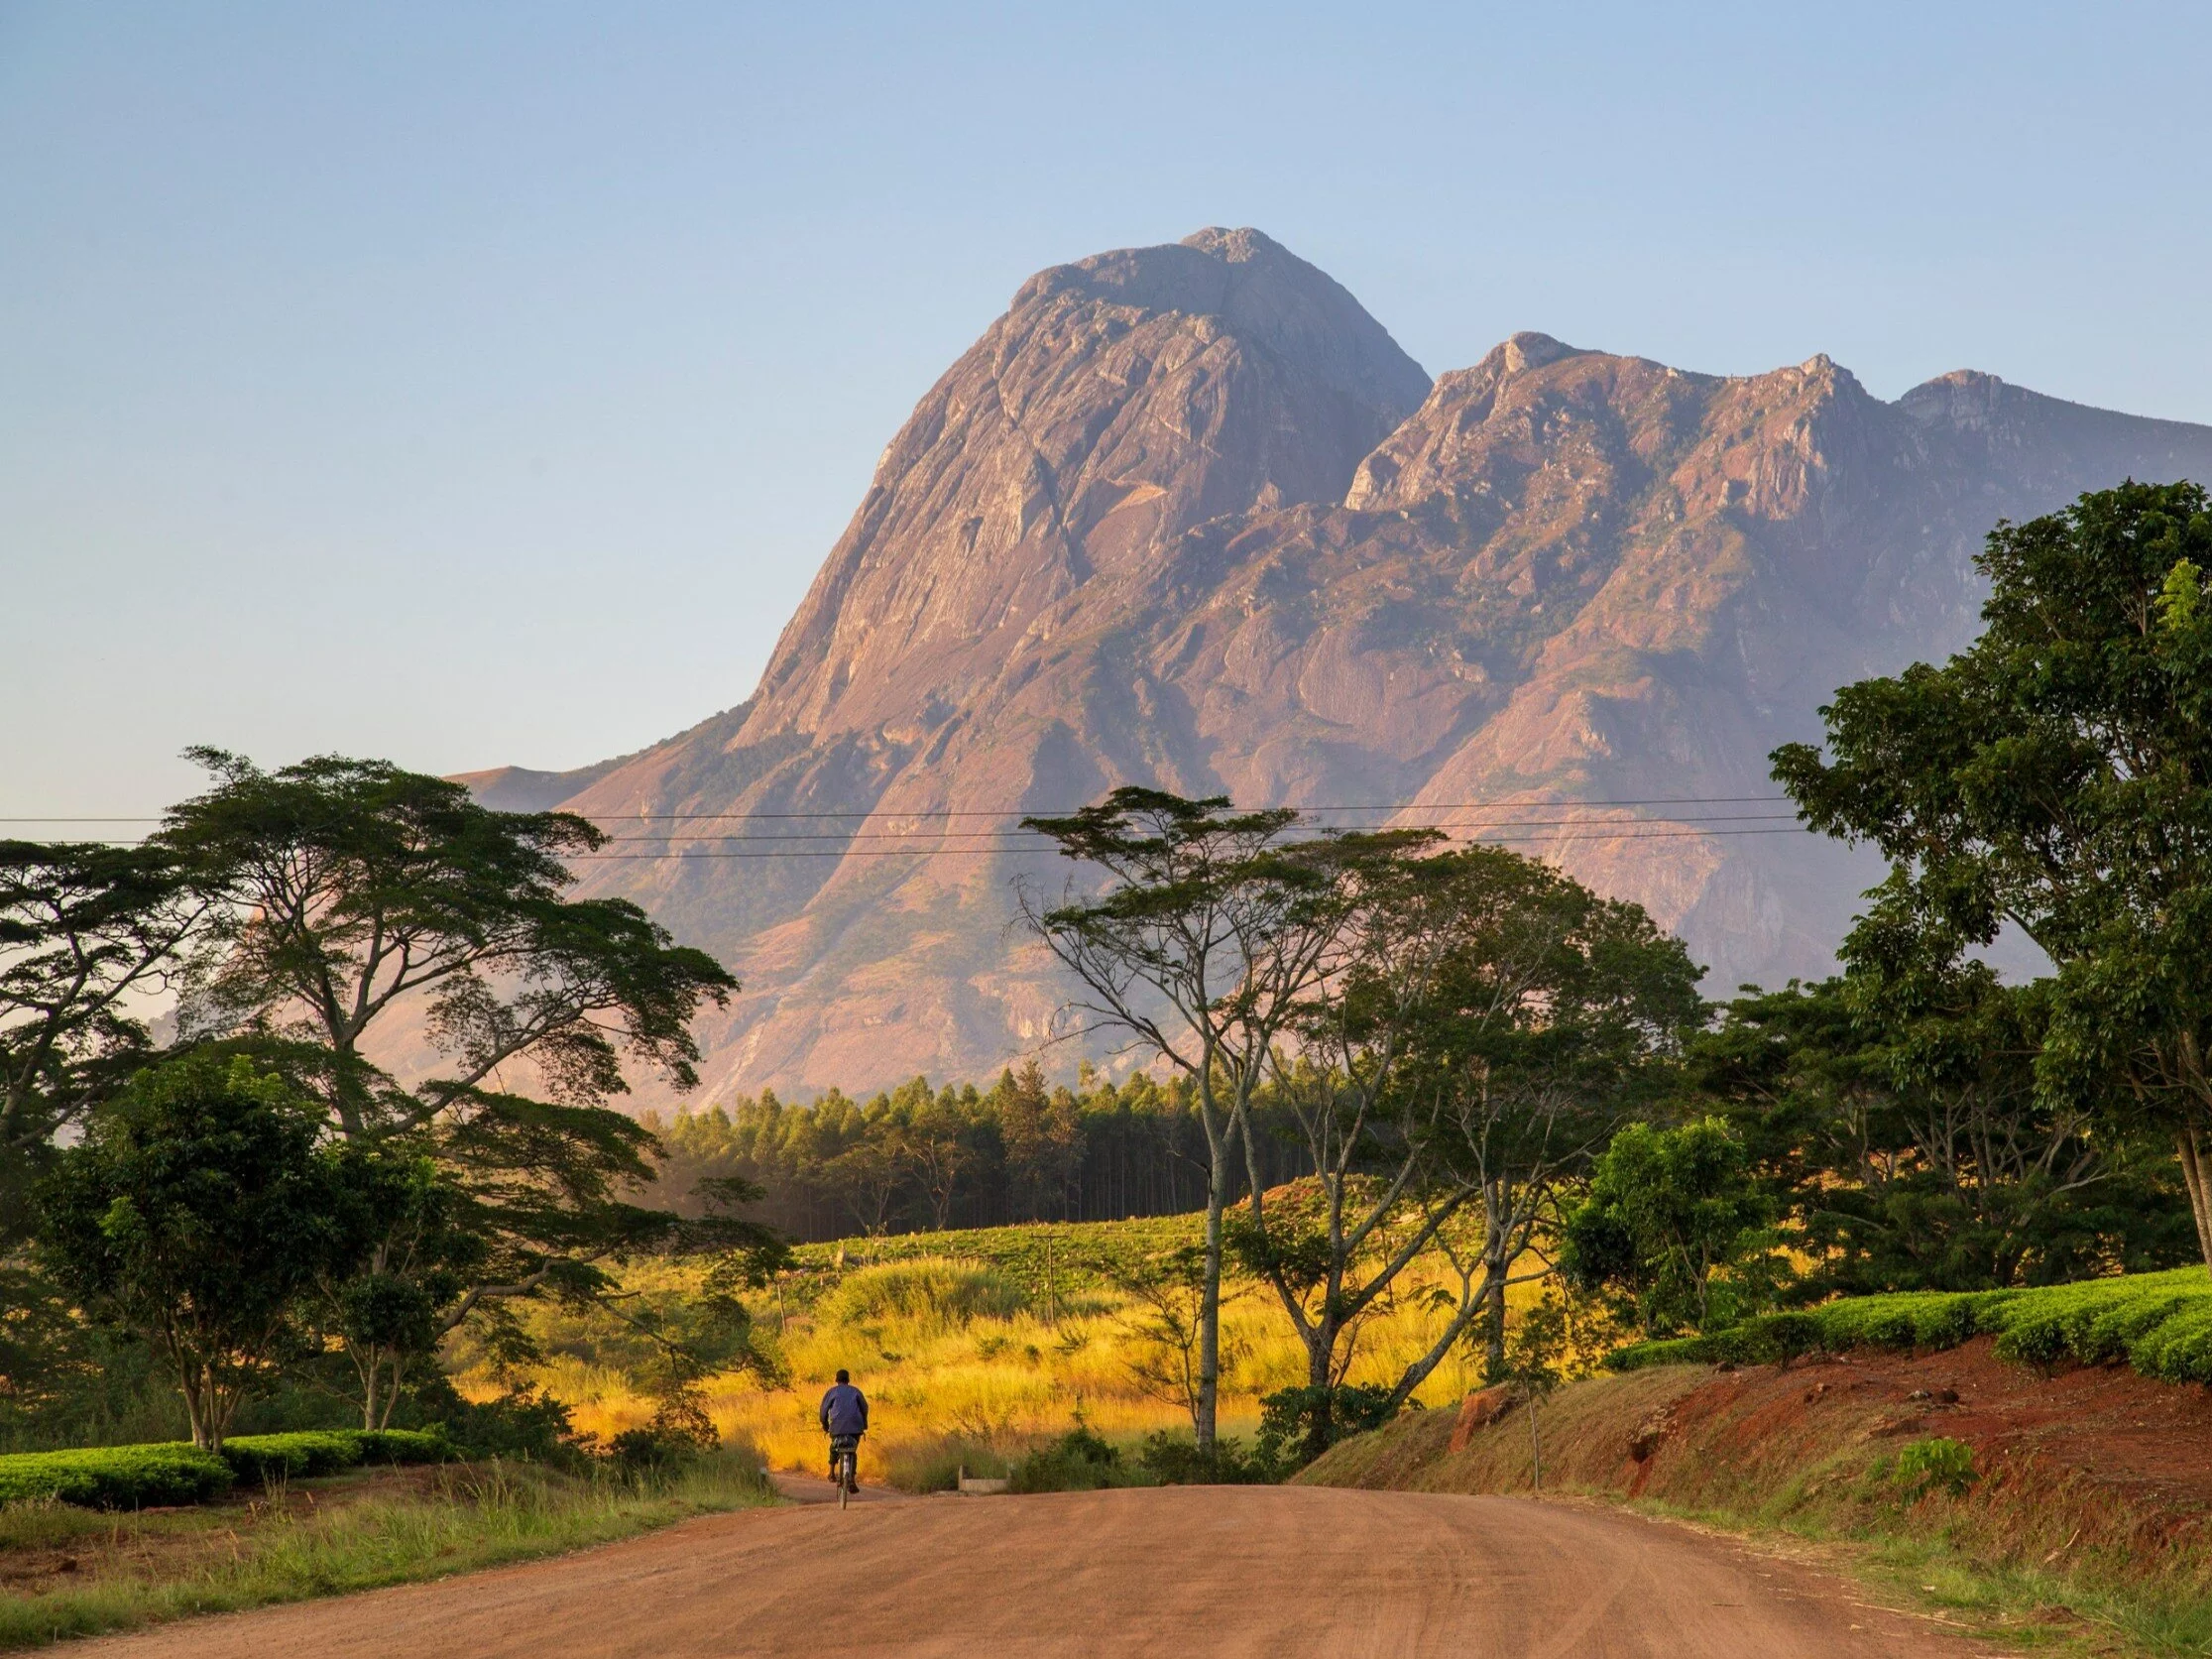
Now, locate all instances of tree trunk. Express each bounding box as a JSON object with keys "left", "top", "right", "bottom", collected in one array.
[
  {"left": 1197, "top": 1169, "right": 1222, "bottom": 1451},
  {"left": 1483, "top": 1258, "right": 1509, "bottom": 1382},
  {"left": 1528, "top": 1395, "right": 1542, "bottom": 1492},
  {"left": 1301, "top": 1318, "right": 1339, "bottom": 1463},
  {"left": 2178, "top": 1126, "right": 2212, "bottom": 1280}
]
